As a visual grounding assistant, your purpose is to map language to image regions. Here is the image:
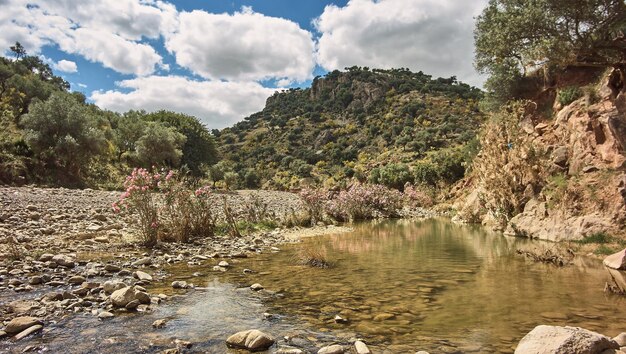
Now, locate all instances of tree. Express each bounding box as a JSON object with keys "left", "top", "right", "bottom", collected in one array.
[
  {"left": 22, "top": 92, "right": 106, "bottom": 180},
  {"left": 110, "top": 110, "right": 147, "bottom": 162},
  {"left": 475, "top": 0, "right": 626, "bottom": 98},
  {"left": 143, "top": 111, "right": 218, "bottom": 175},
  {"left": 9, "top": 42, "right": 26, "bottom": 60},
  {"left": 134, "top": 122, "right": 186, "bottom": 168}
]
